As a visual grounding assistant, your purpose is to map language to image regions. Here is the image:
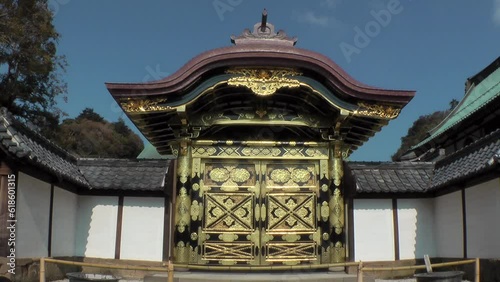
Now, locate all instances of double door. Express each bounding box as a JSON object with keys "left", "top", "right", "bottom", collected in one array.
[{"left": 196, "top": 160, "right": 321, "bottom": 265}]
